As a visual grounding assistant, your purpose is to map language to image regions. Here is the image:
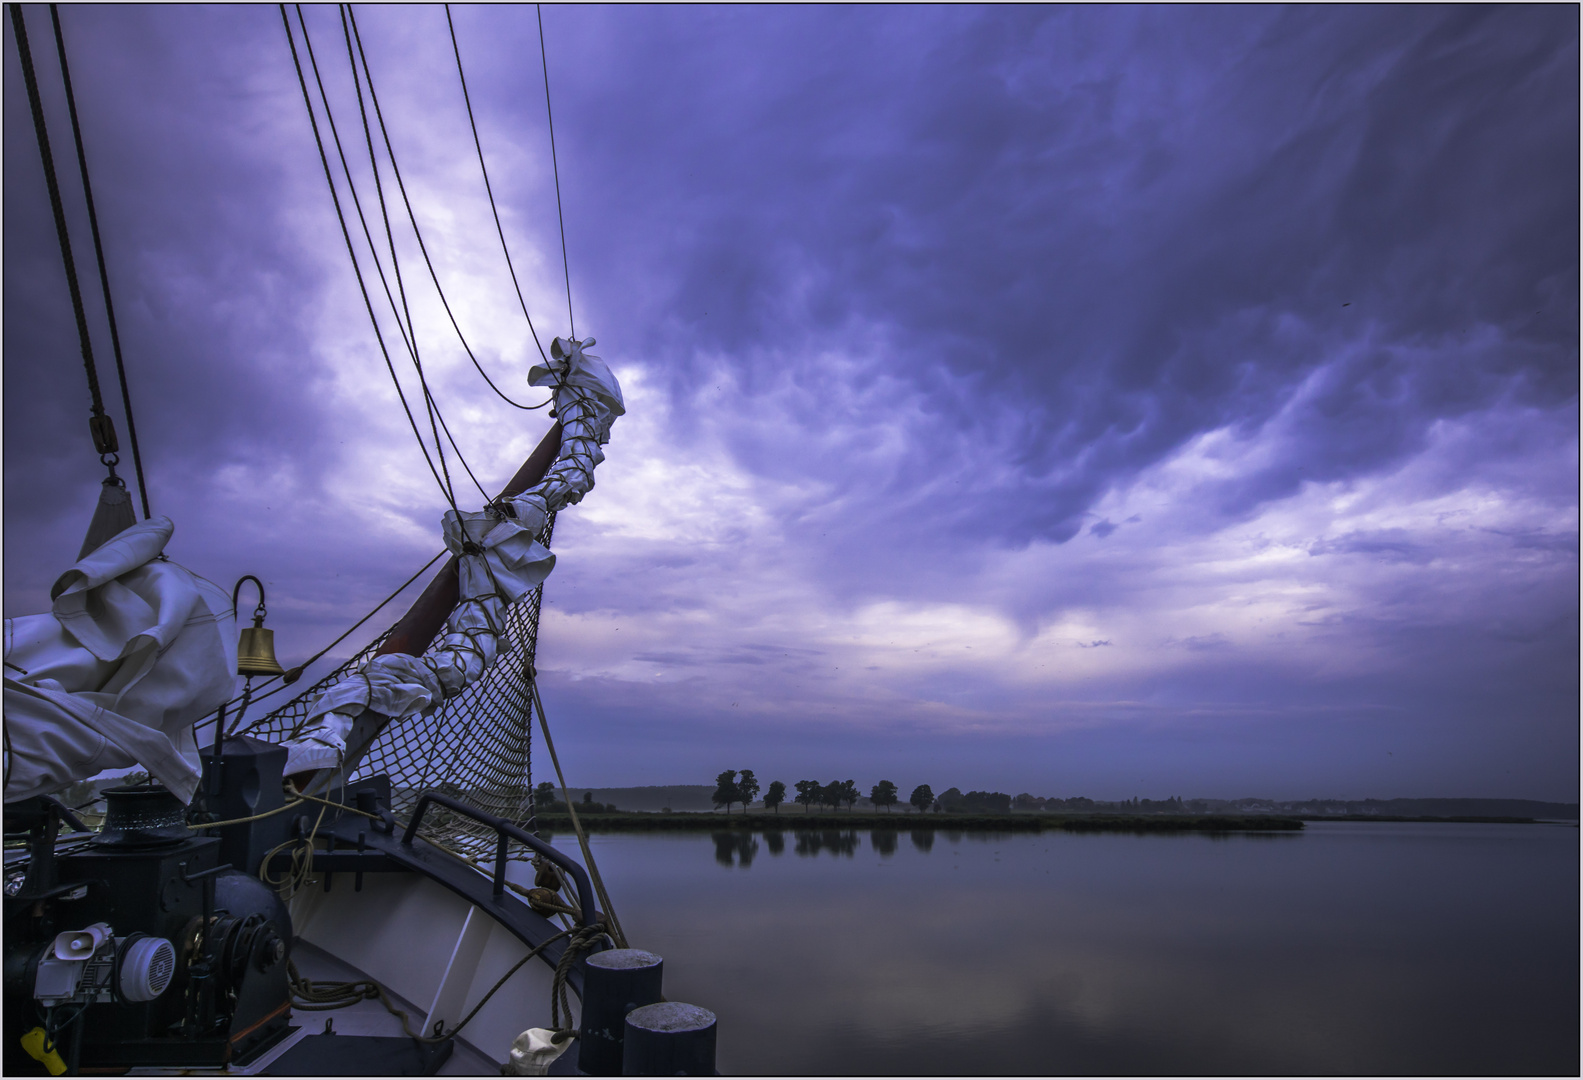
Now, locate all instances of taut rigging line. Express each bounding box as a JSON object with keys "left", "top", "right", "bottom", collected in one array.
[
  {"left": 348, "top": 5, "right": 546, "bottom": 411},
  {"left": 537, "top": 4, "right": 576, "bottom": 340},
  {"left": 336, "top": 3, "right": 472, "bottom": 508},
  {"left": 281, "top": 4, "right": 467, "bottom": 511},
  {"left": 9, "top": 3, "right": 151, "bottom": 516},
  {"left": 444, "top": 3, "right": 551, "bottom": 369}
]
